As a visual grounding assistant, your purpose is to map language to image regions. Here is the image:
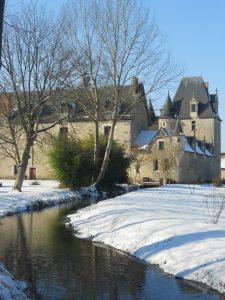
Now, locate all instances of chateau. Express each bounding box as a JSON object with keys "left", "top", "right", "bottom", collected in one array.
[
  {"left": 0, "top": 76, "right": 221, "bottom": 184},
  {"left": 132, "top": 77, "right": 221, "bottom": 183}
]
